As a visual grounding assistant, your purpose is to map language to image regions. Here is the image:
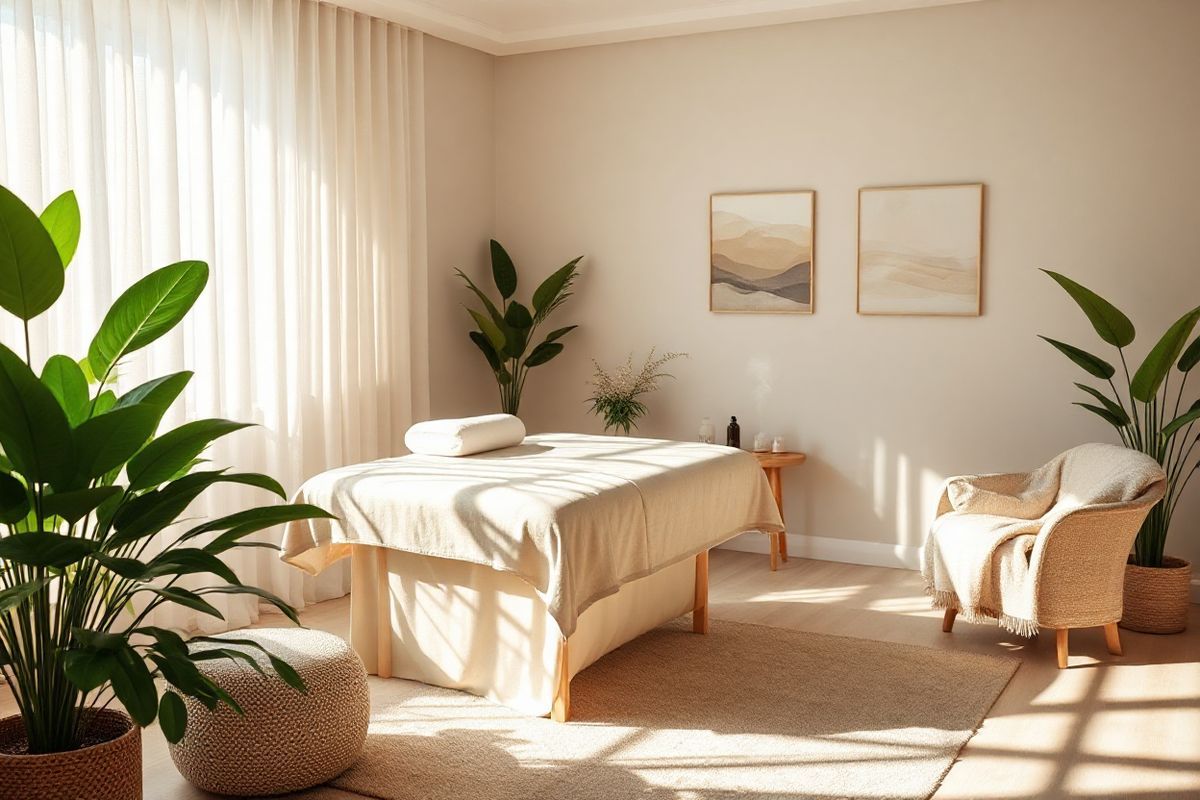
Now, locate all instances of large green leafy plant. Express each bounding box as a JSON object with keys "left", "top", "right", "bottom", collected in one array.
[
  {"left": 0, "top": 184, "right": 331, "bottom": 754},
  {"left": 458, "top": 240, "right": 581, "bottom": 415},
  {"left": 1040, "top": 270, "right": 1199, "bottom": 567}
]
